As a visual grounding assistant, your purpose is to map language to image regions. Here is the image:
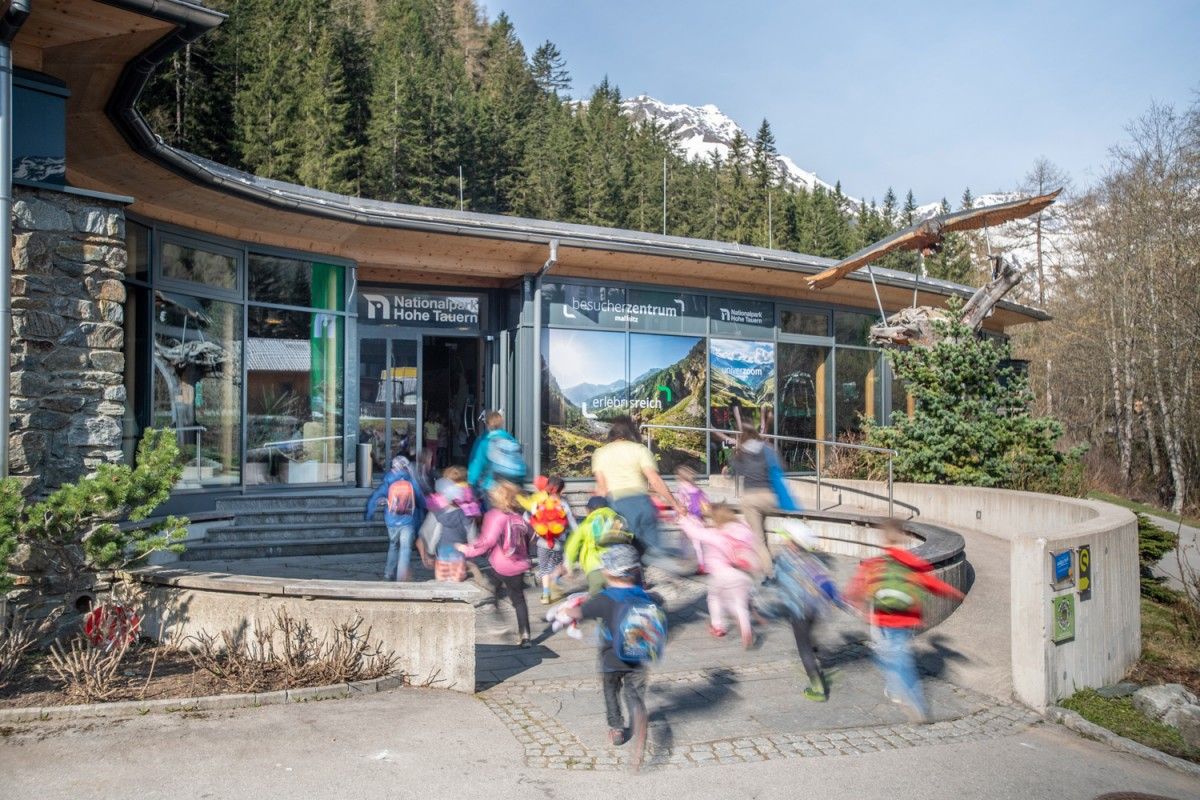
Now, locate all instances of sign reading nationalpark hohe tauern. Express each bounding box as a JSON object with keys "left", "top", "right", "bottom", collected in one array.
[{"left": 358, "top": 289, "right": 482, "bottom": 330}]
